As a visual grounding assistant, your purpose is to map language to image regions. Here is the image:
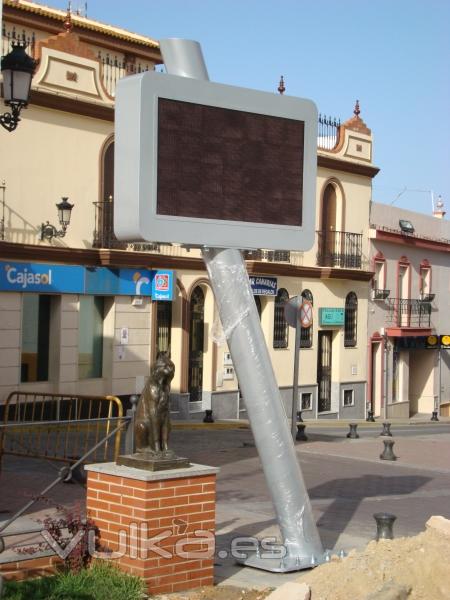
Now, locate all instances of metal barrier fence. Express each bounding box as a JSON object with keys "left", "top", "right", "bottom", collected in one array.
[{"left": 0, "top": 392, "right": 124, "bottom": 468}]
